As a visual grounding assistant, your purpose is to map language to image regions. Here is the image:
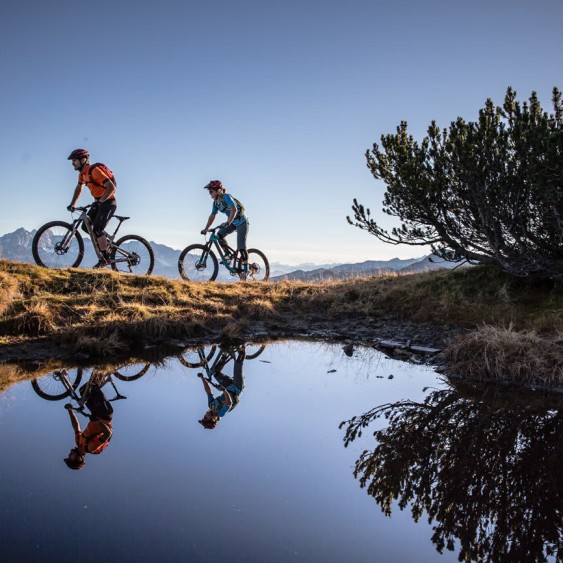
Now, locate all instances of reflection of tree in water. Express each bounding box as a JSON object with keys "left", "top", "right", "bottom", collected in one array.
[{"left": 340, "top": 385, "right": 563, "bottom": 562}]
